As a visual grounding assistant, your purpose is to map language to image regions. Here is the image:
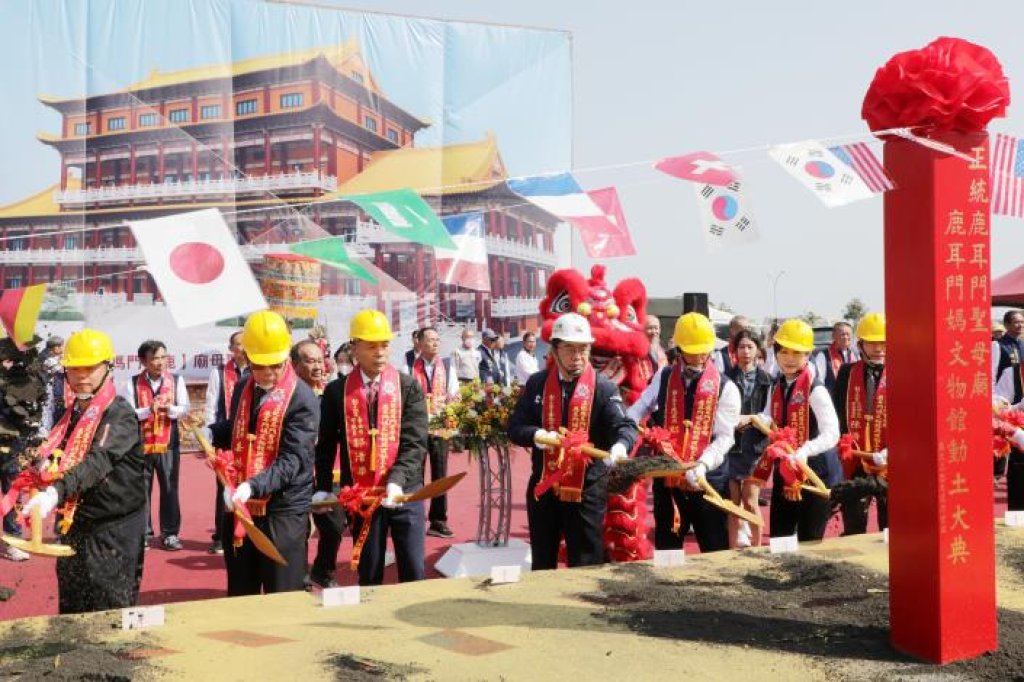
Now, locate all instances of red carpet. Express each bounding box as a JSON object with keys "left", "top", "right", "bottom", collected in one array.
[{"left": 0, "top": 450, "right": 1009, "bottom": 621}]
